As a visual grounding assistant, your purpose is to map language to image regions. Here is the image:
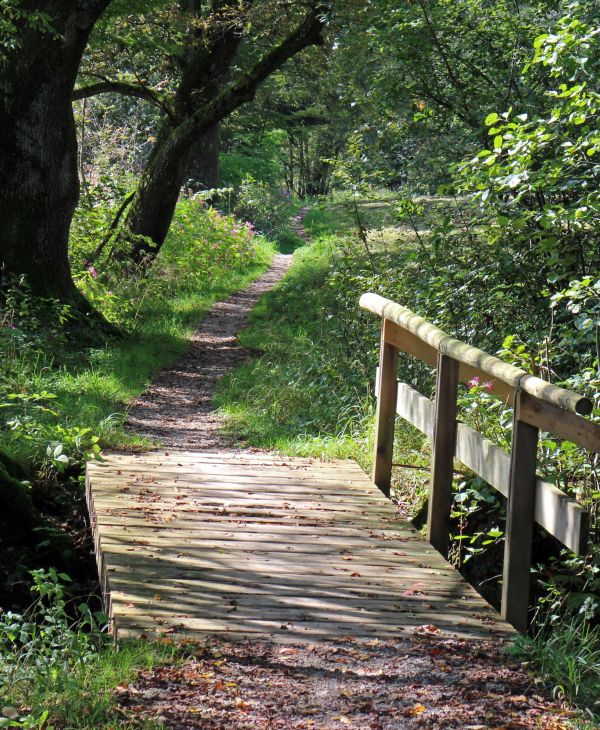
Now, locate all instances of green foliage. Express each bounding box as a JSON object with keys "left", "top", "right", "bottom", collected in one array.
[
  {"left": 510, "top": 614, "right": 600, "bottom": 718},
  {"left": 0, "top": 568, "right": 106, "bottom": 727},
  {"left": 457, "top": 8, "right": 599, "bottom": 282},
  {"left": 0, "top": 1, "right": 60, "bottom": 64},
  {"left": 232, "top": 174, "right": 296, "bottom": 242},
  {"left": 0, "top": 569, "right": 174, "bottom": 729},
  {"left": 215, "top": 234, "right": 375, "bottom": 462},
  {"left": 1, "top": 195, "right": 274, "bottom": 463}
]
